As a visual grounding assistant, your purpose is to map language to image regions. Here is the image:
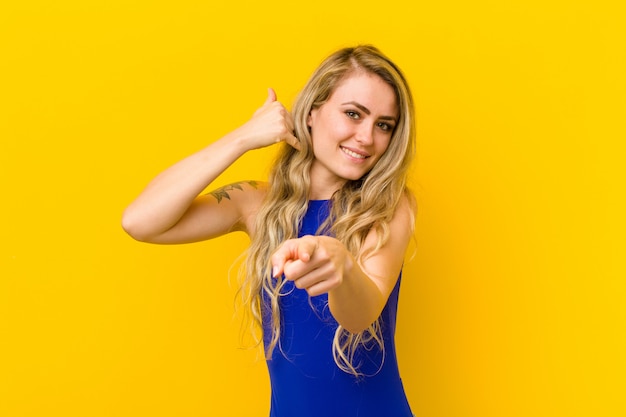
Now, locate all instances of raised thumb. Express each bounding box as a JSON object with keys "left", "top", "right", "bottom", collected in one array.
[{"left": 264, "top": 87, "right": 277, "bottom": 105}]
